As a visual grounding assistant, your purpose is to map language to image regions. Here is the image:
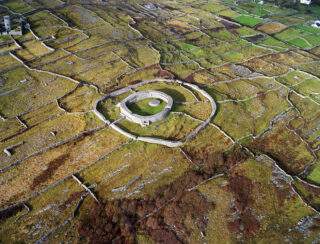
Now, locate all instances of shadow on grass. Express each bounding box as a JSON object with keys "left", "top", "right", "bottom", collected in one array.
[{"left": 155, "top": 88, "right": 187, "bottom": 102}]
